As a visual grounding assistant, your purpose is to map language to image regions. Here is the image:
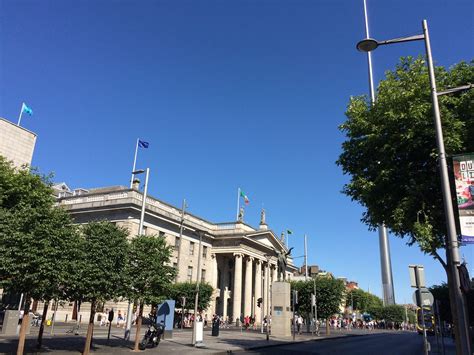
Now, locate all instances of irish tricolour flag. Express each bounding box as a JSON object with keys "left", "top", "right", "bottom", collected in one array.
[{"left": 240, "top": 190, "right": 250, "bottom": 205}]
